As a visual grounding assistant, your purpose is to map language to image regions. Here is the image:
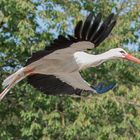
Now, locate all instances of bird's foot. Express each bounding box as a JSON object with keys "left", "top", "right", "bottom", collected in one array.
[{"left": 92, "top": 82, "right": 116, "bottom": 94}]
